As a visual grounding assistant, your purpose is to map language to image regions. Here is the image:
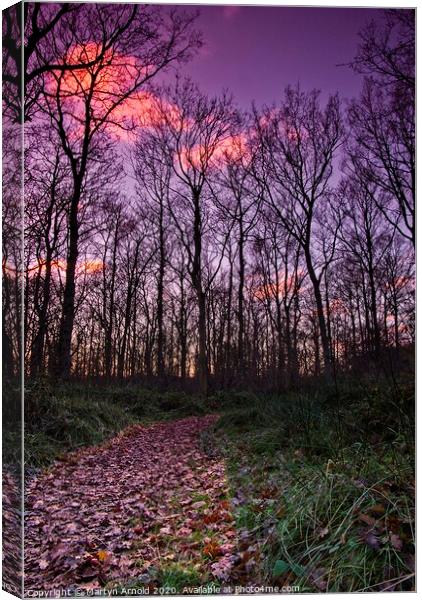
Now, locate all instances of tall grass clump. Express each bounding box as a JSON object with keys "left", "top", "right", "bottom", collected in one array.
[{"left": 215, "top": 378, "right": 414, "bottom": 592}]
